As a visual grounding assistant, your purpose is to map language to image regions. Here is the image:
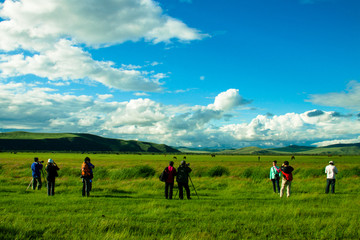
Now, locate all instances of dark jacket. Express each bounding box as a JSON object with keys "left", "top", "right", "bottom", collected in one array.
[
  {"left": 46, "top": 164, "right": 59, "bottom": 181},
  {"left": 176, "top": 165, "right": 192, "bottom": 183},
  {"left": 280, "top": 166, "right": 294, "bottom": 181}
]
